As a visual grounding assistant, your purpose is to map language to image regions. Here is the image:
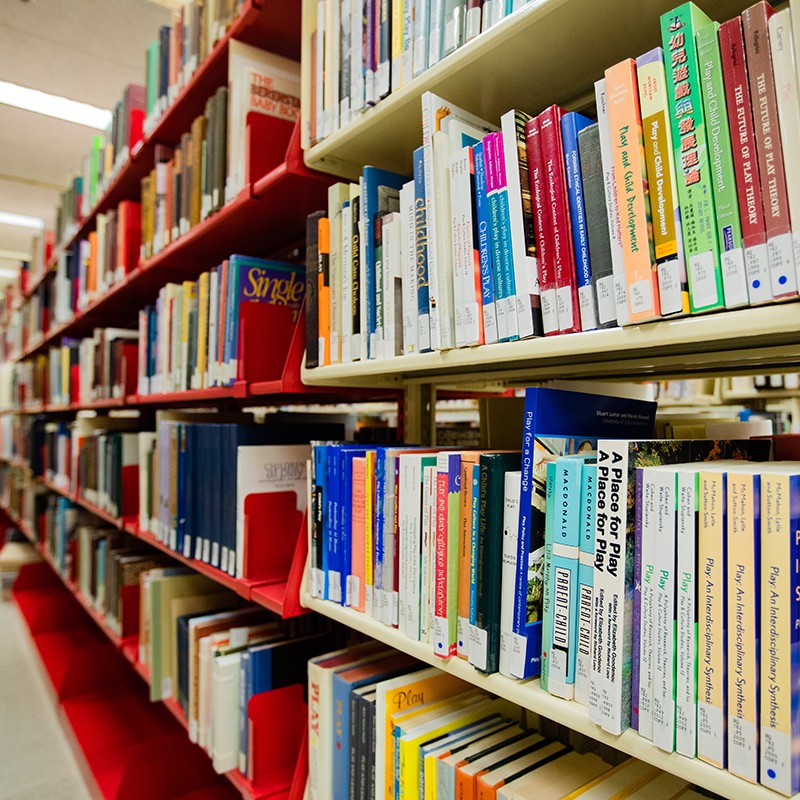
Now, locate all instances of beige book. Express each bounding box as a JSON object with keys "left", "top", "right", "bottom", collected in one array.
[
  {"left": 498, "top": 751, "right": 612, "bottom": 800},
  {"left": 559, "top": 758, "right": 659, "bottom": 800},
  {"left": 475, "top": 740, "right": 567, "bottom": 800}
]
